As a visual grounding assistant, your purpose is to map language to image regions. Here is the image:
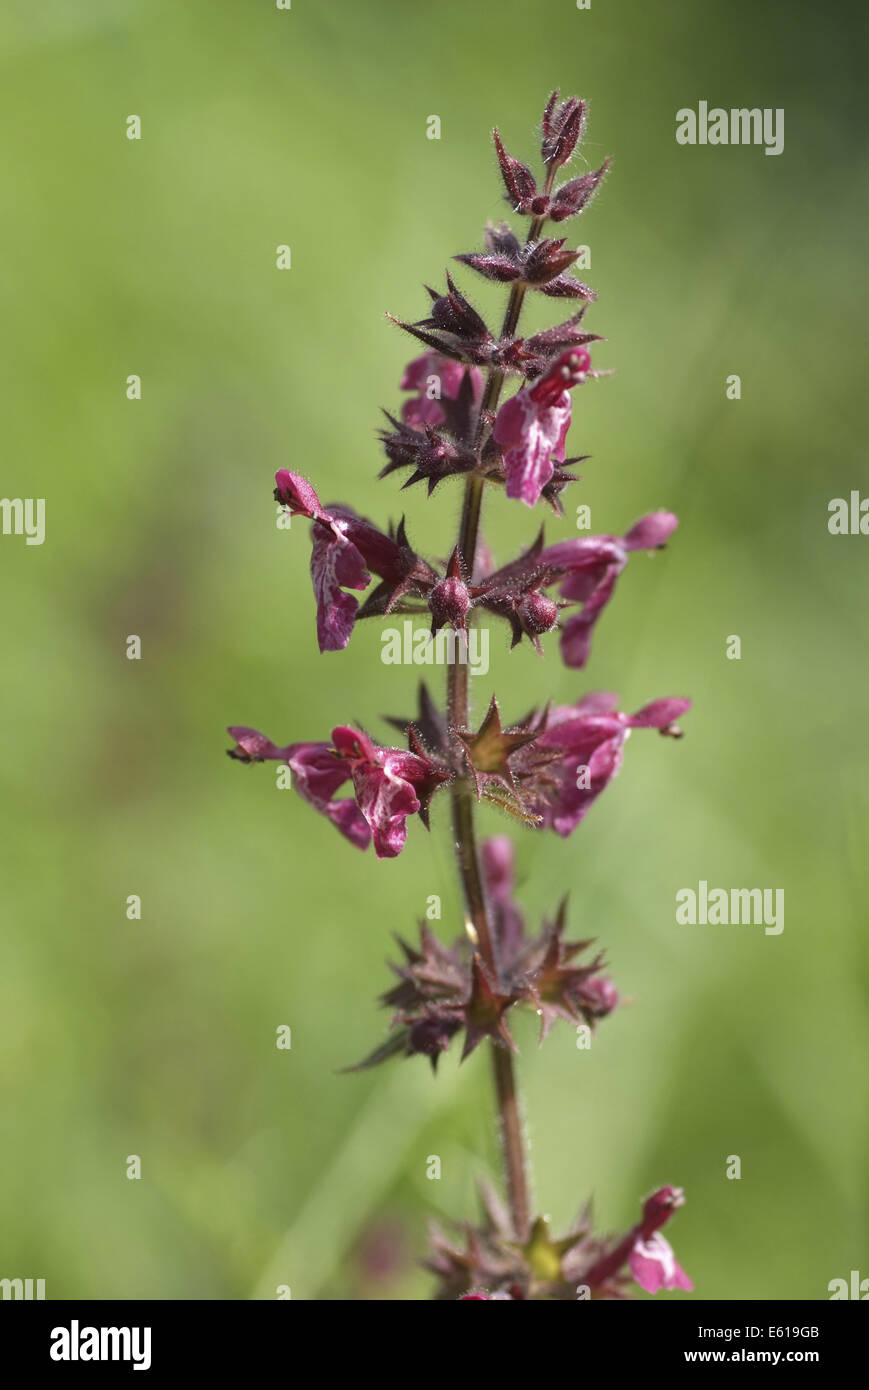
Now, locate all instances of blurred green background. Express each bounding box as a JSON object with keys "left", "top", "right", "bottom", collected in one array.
[{"left": 1, "top": 0, "right": 866, "bottom": 1300}]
